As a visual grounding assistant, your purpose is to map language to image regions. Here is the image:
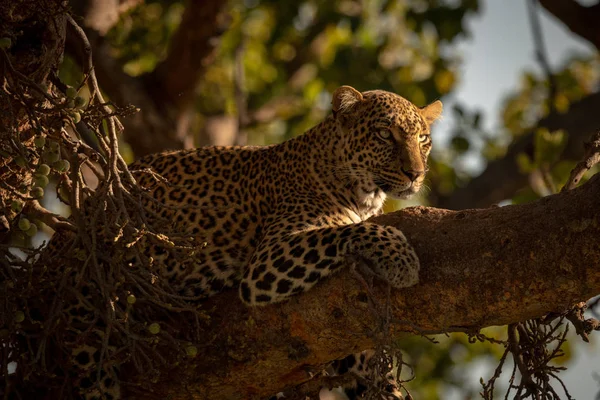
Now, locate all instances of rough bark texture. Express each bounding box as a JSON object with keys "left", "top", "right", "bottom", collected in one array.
[
  {"left": 124, "top": 173, "right": 600, "bottom": 400},
  {"left": 435, "top": 91, "right": 600, "bottom": 209}
]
